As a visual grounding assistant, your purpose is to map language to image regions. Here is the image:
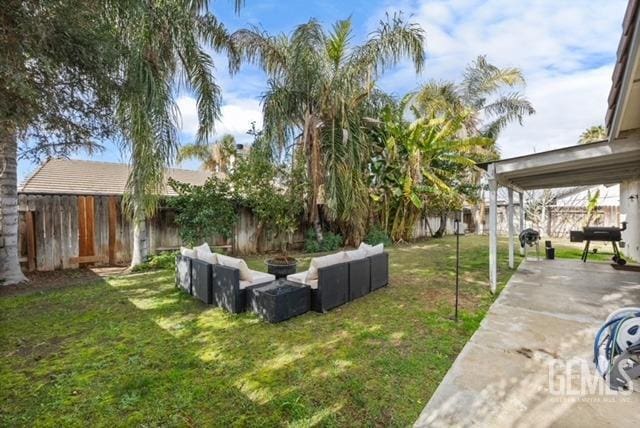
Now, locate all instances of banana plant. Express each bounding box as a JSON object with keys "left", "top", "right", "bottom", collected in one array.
[{"left": 369, "top": 98, "right": 491, "bottom": 241}]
